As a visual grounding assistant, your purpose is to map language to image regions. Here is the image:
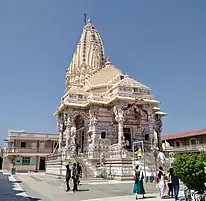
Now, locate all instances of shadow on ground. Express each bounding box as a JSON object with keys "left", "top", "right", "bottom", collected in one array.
[
  {"left": 145, "top": 196, "right": 157, "bottom": 199},
  {"left": 77, "top": 189, "right": 90, "bottom": 192},
  {"left": 0, "top": 172, "right": 41, "bottom": 201}
]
